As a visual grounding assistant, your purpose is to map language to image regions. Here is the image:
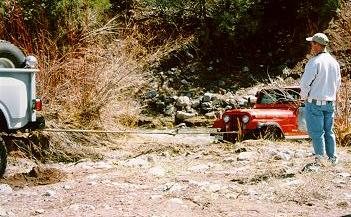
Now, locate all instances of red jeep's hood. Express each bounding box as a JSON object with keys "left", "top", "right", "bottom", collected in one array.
[{"left": 224, "top": 108, "right": 294, "bottom": 118}]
